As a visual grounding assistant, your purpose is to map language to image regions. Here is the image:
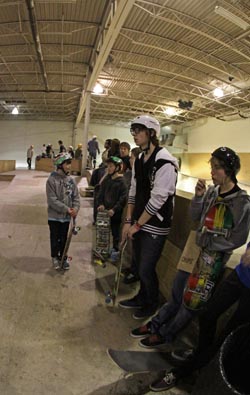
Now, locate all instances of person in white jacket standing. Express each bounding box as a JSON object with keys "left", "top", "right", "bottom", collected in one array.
[{"left": 119, "top": 115, "right": 179, "bottom": 320}]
